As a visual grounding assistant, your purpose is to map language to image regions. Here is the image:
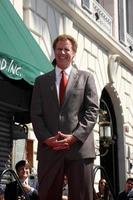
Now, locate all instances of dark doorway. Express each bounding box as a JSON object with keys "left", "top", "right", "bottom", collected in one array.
[{"left": 99, "top": 88, "right": 119, "bottom": 197}]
